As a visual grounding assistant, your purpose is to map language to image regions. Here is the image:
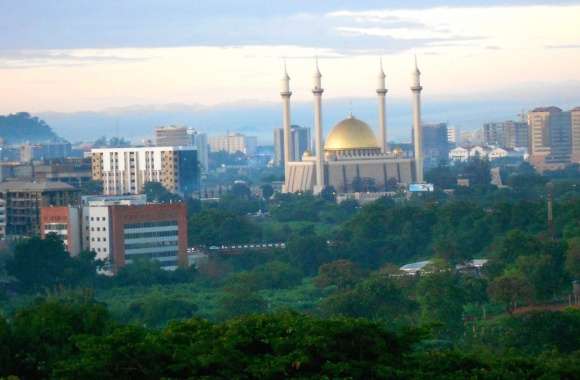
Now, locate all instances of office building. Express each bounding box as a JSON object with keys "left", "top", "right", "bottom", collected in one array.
[
  {"left": 0, "top": 158, "right": 91, "bottom": 188},
  {"left": 483, "top": 121, "right": 528, "bottom": 148},
  {"left": 188, "top": 129, "right": 209, "bottom": 172},
  {"left": 0, "top": 199, "right": 6, "bottom": 240},
  {"left": 572, "top": 107, "right": 580, "bottom": 163},
  {"left": 420, "top": 123, "right": 449, "bottom": 166},
  {"left": 40, "top": 194, "right": 188, "bottom": 272},
  {"left": 155, "top": 126, "right": 190, "bottom": 146},
  {"left": 20, "top": 141, "right": 72, "bottom": 162},
  {"left": 40, "top": 206, "right": 82, "bottom": 255},
  {"left": 273, "top": 125, "right": 311, "bottom": 167},
  {"left": 155, "top": 126, "right": 209, "bottom": 173},
  {"left": 0, "top": 181, "right": 79, "bottom": 237},
  {"left": 91, "top": 146, "right": 199, "bottom": 195},
  {"left": 208, "top": 133, "right": 258, "bottom": 156},
  {"left": 528, "top": 107, "right": 576, "bottom": 171},
  {"left": 447, "top": 126, "right": 459, "bottom": 147}
]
